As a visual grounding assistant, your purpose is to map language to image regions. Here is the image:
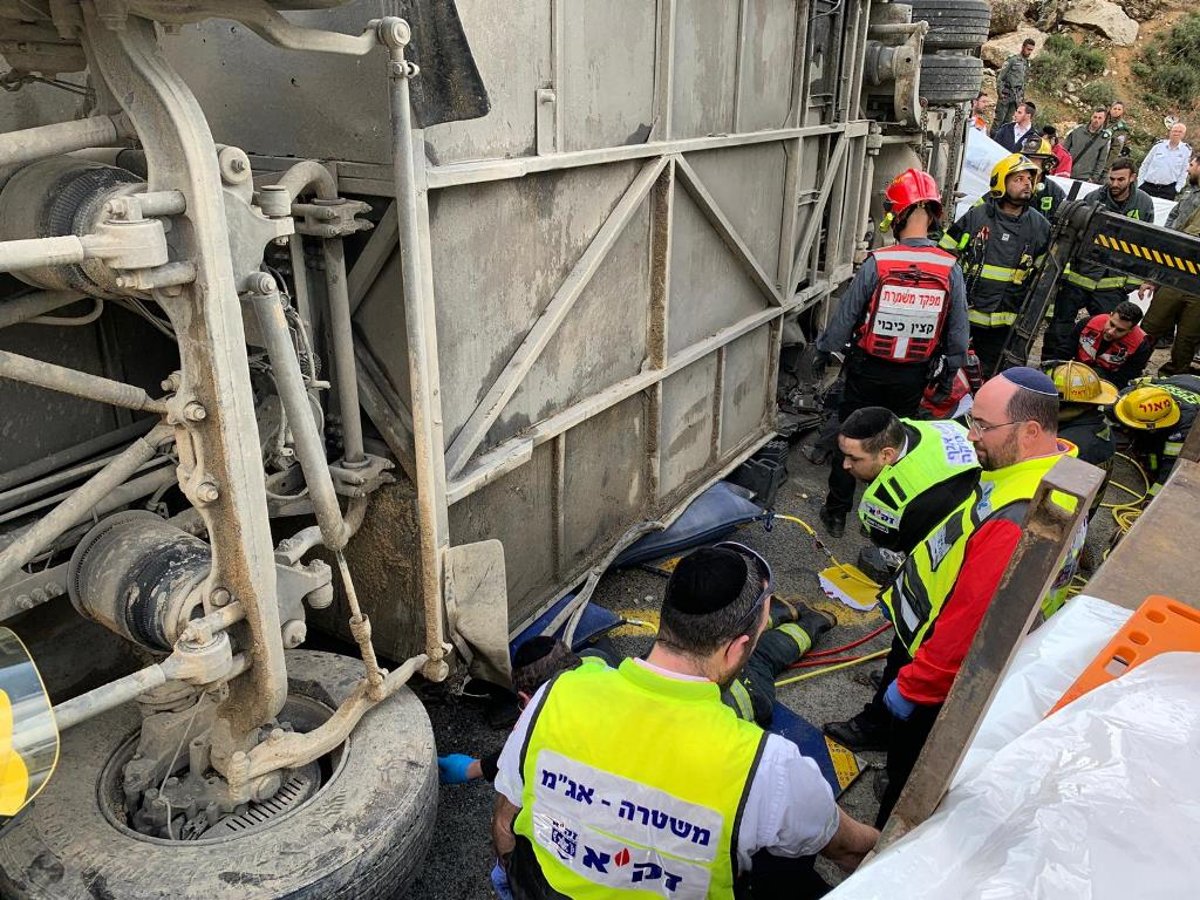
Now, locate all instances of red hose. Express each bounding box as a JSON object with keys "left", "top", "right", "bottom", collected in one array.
[{"left": 804, "top": 623, "right": 891, "bottom": 659}]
